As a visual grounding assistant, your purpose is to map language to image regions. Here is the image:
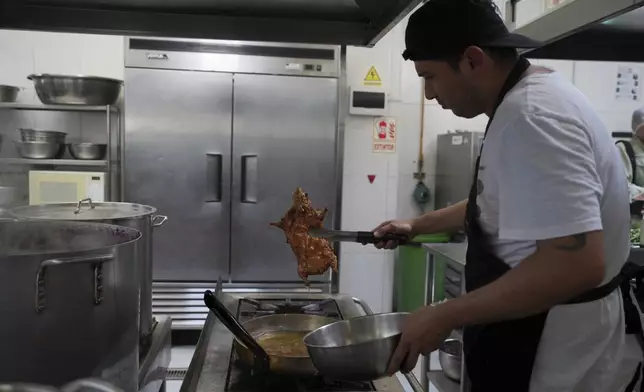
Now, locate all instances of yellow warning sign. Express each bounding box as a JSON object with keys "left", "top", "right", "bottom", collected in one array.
[{"left": 364, "top": 66, "right": 382, "bottom": 86}]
